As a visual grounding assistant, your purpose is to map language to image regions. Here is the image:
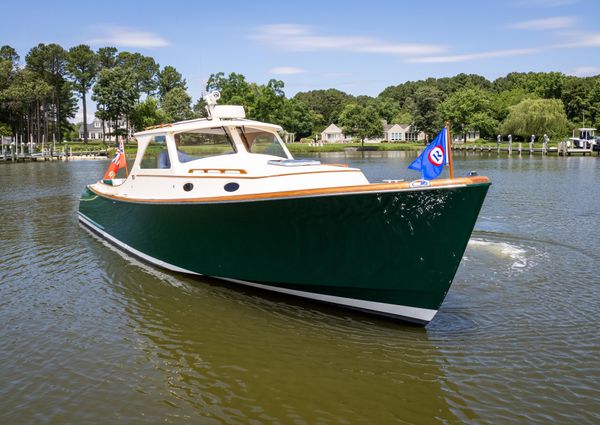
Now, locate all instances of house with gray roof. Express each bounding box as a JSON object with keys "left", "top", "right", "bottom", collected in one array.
[{"left": 79, "top": 118, "right": 127, "bottom": 141}]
